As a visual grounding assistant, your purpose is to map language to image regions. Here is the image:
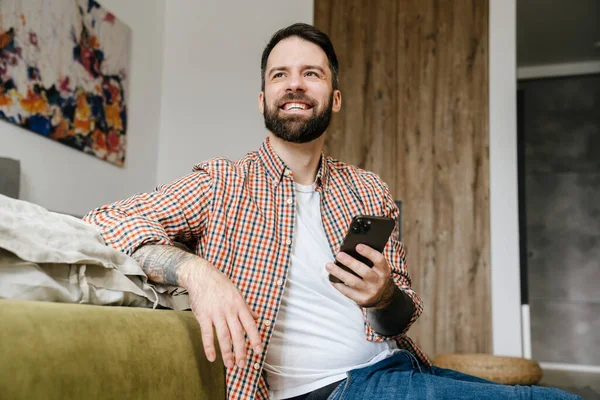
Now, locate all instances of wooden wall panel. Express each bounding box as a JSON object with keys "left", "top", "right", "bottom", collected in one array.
[{"left": 315, "top": 0, "right": 491, "bottom": 357}]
